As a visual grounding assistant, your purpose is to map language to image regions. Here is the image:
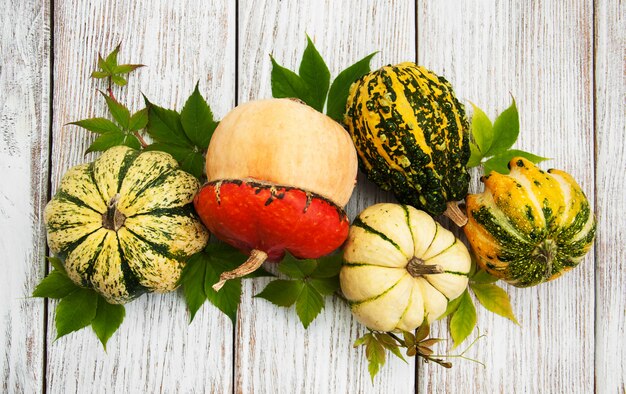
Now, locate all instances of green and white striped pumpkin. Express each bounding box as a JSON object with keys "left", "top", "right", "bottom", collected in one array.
[
  {"left": 340, "top": 203, "right": 471, "bottom": 332},
  {"left": 44, "top": 146, "right": 209, "bottom": 304},
  {"left": 344, "top": 62, "right": 470, "bottom": 221}
]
